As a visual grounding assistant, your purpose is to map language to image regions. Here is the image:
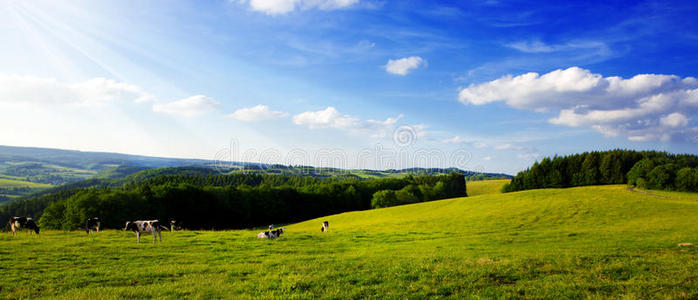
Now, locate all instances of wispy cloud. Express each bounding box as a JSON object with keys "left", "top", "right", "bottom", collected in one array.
[
  {"left": 0, "top": 74, "right": 153, "bottom": 106},
  {"left": 442, "top": 136, "right": 467, "bottom": 144},
  {"left": 243, "top": 0, "right": 359, "bottom": 15},
  {"left": 506, "top": 39, "right": 609, "bottom": 54},
  {"left": 227, "top": 104, "right": 288, "bottom": 121},
  {"left": 494, "top": 143, "right": 538, "bottom": 153},
  {"left": 152, "top": 95, "right": 220, "bottom": 117}
]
